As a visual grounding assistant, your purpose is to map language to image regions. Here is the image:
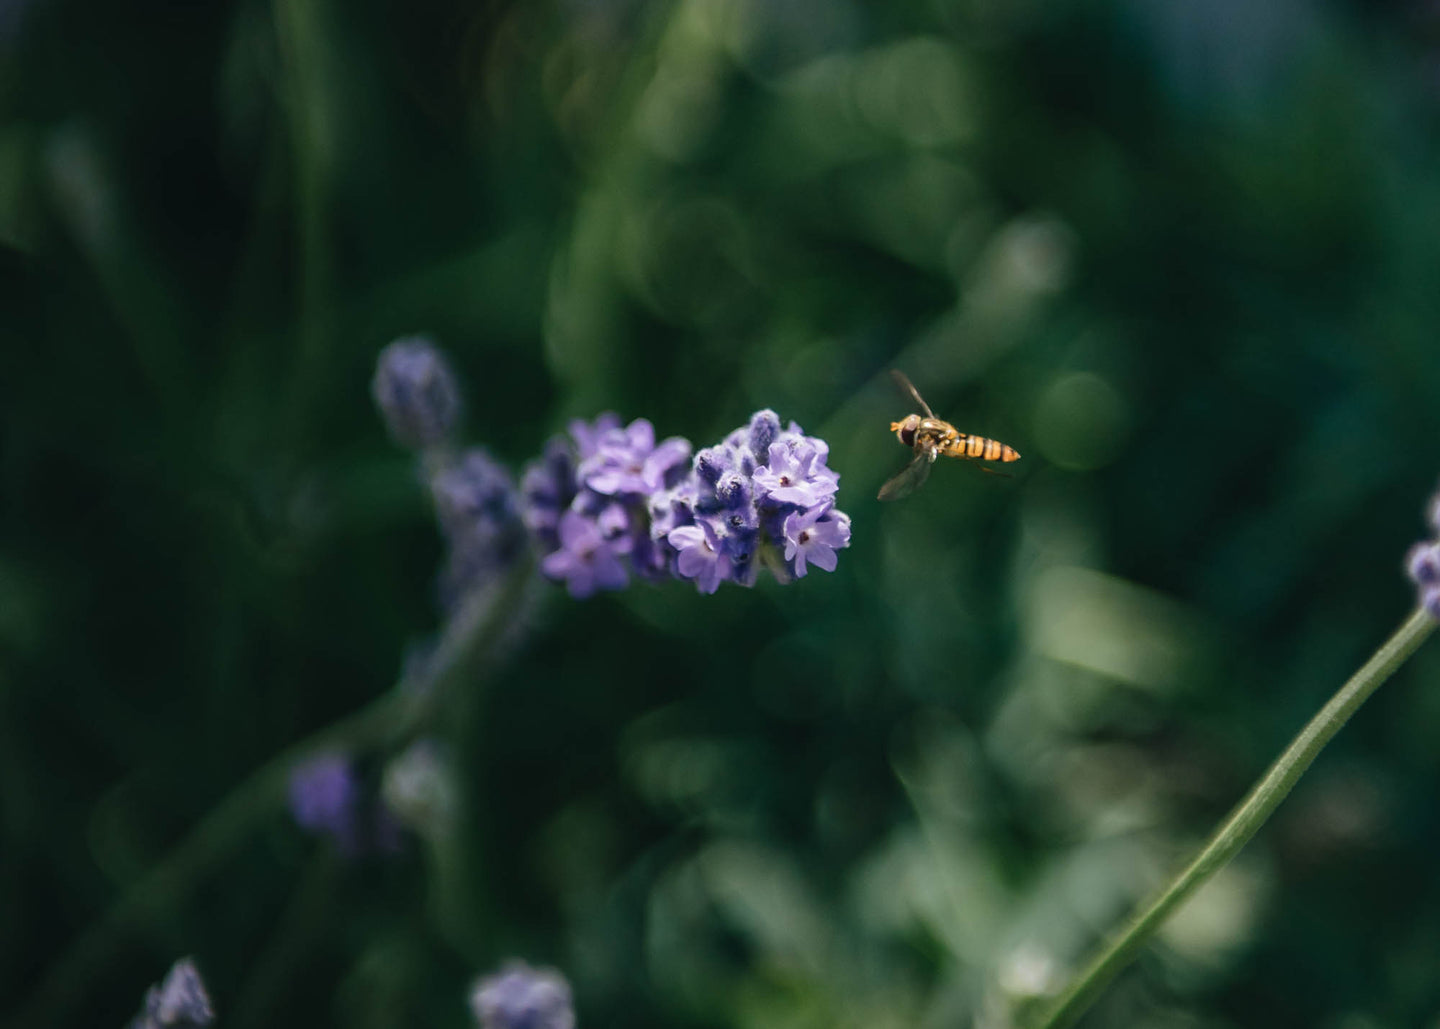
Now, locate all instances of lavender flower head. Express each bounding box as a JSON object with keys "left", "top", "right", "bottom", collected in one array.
[
  {"left": 1406, "top": 490, "right": 1440, "bottom": 619},
  {"left": 129, "top": 957, "right": 214, "bottom": 1029},
  {"left": 470, "top": 962, "right": 575, "bottom": 1029},
  {"left": 430, "top": 447, "right": 527, "bottom": 609},
  {"left": 521, "top": 408, "right": 850, "bottom": 596},
  {"left": 522, "top": 415, "right": 692, "bottom": 597},
  {"left": 372, "top": 336, "right": 462, "bottom": 450},
  {"left": 663, "top": 409, "right": 849, "bottom": 593},
  {"left": 370, "top": 337, "right": 529, "bottom": 610},
  {"left": 288, "top": 752, "right": 402, "bottom": 855}
]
